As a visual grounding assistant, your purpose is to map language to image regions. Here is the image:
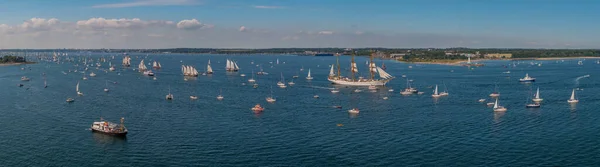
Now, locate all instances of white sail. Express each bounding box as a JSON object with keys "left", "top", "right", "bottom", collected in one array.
[
  {"left": 76, "top": 82, "right": 80, "bottom": 92},
  {"left": 158, "top": 62, "right": 161, "bottom": 68},
  {"left": 329, "top": 64, "right": 335, "bottom": 76},
  {"left": 376, "top": 67, "right": 393, "bottom": 79},
  {"left": 277, "top": 59, "right": 279, "bottom": 64},
  {"left": 207, "top": 64, "right": 213, "bottom": 73},
  {"left": 193, "top": 67, "right": 198, "bottom": 76},
  {"left": 434, "top": 85, "right": 439, "bottom": 95},
  {"left": 493, "top": 99, "right": 499, "bottom": 109},
  {"left": 208, "top": 59, "right": 211, "bottom": 65},
  {"left": 181, "top": 65, "right": 185, "bottom": 74},
  {"left": 351, "top": 62, "right": 358, "bottom": 72},
  {"left": 467, "top": 57, "right": 471, "bottom": 64},
  {"left": 233, "top": 61, "right": 239, "bottom": 70},
  {"left": 226, "top": 59, "right": 232, "bottom": 70},
  {"left": 570, "top": 89, "right": 576, "bottom": 100},
  {"left": 535, "top": 87, "right": 540, "bottom": 99},
  {"left": 308, "top": 69, "right": 312, "bottom": 77},
  {"left": 369, "top": 62, "right": 377, "bottom": 73},
  {"left": 153, "top": 61, "right": 157, "bottom": 67}
]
